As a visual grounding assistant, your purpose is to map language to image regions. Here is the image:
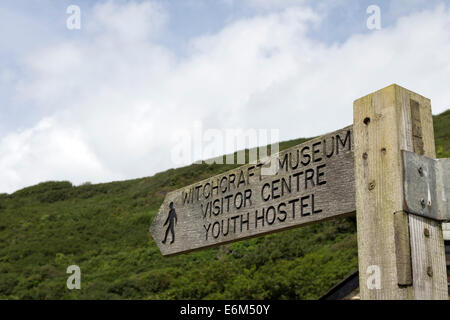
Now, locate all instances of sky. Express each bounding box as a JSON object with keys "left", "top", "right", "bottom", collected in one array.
[{"left": 0, "top": 0, "right": 449, "bottom": 193}]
